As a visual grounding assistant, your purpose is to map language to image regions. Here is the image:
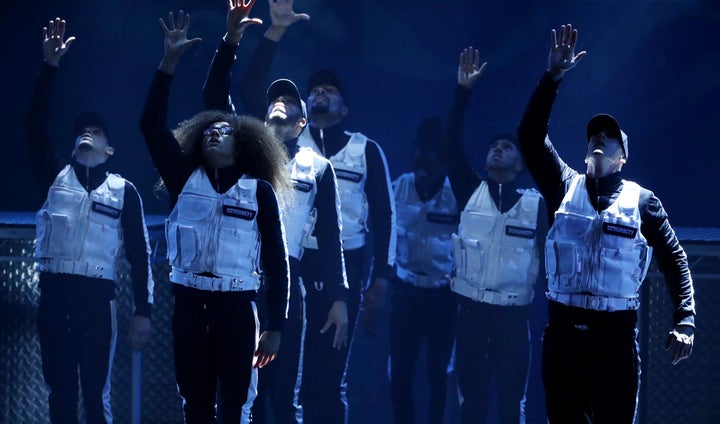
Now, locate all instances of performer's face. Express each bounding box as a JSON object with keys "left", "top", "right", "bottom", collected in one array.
[{"left": 202, "top": 121, "right": 236, "bottom": 167}]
